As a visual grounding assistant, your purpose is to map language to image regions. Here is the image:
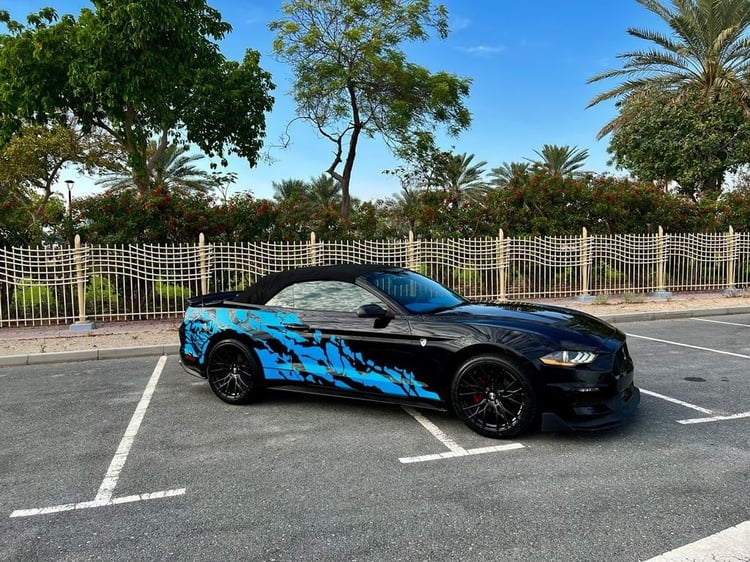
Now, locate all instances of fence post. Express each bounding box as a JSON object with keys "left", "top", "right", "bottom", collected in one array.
[
  {"left": 497, "top": 229, "right": 506, "bottom": 301},
  {"left": 70, "top": 234, "right": 95, "bottom": 331},
  {"left": 651, "top": 225, "right": 672, "bottom": 298},
  {"left": 199, "top": 233, "right": 208, "bottom": 295},
  {"left": 575, "top": 227, "right": 594, "bottom": 302},
  {"left": 309, "top": 231, "right": 317, "bottom": 266},
  {"left": 722, "top": 225, "right": 740, "bottom": 295},
  {"left": 407, "top": 230, "right": 415, "bottom": 271}
]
